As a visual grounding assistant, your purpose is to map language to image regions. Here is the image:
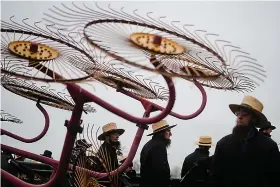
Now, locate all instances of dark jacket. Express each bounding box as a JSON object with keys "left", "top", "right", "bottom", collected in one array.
[
  {"left": 140, "top": 138, "right": 170, "bottom": 187},
  {"left": 180, "top": 148, "right": 212, "bottom": 187},
  {"left": 259, "top": 131, "right": 271, "bottom": 137},
  {"left": 90, "top": 141, "right": 120, "bottom": 187},
  {"left": 212, "top": 128, "right": 280, "bottom": 187}
]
